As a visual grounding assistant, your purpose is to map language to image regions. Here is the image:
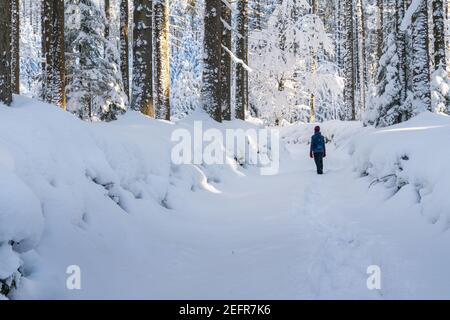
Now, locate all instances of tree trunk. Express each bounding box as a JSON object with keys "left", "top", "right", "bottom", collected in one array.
[
  {"left": 42, "top": 0, "right": 66, "bottom": 109},
  {"left": 344, "top": 0, "right": 355, "bottom": 120},
  {"left": 153, "top": 0, "right": 170, "bottom": 120},
  {"left": 0, "top": 0, "right": 12, "bottom": 106},
  {"left": 411, "top": 0, "right": 431, "bottom": 112},
  {"left": 309, "top": 0, "right": 318, "bottom": 123},
  {"left": 202, "top": 0, "right": 222, "bottom": 122},
  {"left": 221, "top": 0, "right": 232, "bottom": 121},
  {"left": 120, "top": 0, "right": 130, "bottom": 100},
  {"left": 432, "top": 0, "right": 446, "bottom": 69},
  {"left": 235, "top": 0, "right": 249, "bottom": 121},
  {"left": 357, "top": 0, "right": 366, "bottom": 113},
  {"left": 105, "top": 0, "right": 111, "bottom": 39},
  {"left": 335, "top": 0, "right": 344, "bottom": 73},
  {"left": 397, "top": 0, "right": 408, "bottom": 102},
  {"left": 11, "top": 0, "right": 20, "bottom": 94},
  {"left": 376, "top": 0, "right": 383, "bottom": 64},
  {"left": 132, "top": 0, "right": 154, "bottom": 116}
]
